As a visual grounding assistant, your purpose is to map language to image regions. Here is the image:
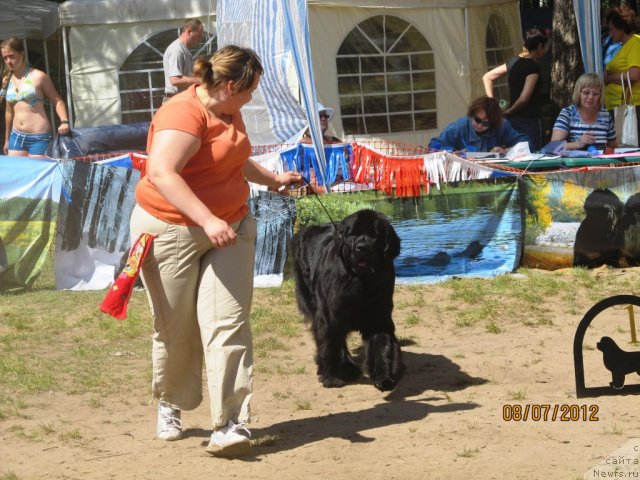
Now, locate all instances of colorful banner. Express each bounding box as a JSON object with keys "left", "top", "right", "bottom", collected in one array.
[
  {"left": 523, "top": 165, "right": 640, "bottom": 270},
  {"left": 389, "top": 179, "right": 522, "bottom": 283},
  {"left": 296, "top": 179, "right": 522, "bottom": 284},
  {"left": 0, "top": 156, "right": 61, "bottom": 292},
  {"left": 55, "top": 160, "right": 140, "bottom": 290},
  {"left": 249, "top": 191, "right": 297, "bottom": 287}
]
